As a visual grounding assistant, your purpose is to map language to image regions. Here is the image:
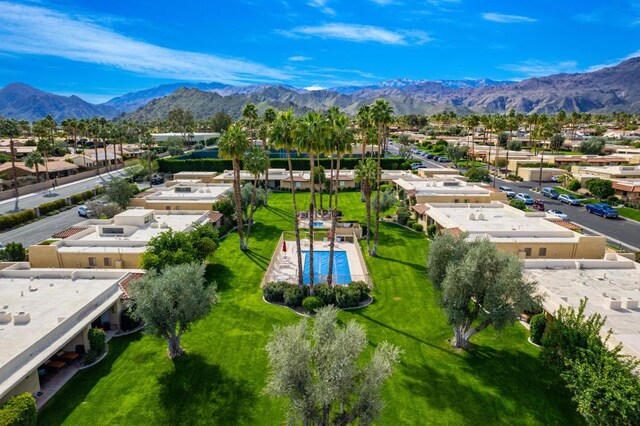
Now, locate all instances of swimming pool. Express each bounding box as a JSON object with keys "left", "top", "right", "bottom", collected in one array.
[
  {"left": 312, "top": 221, "right": 324, "bottom": 227},
  {"left": 302, "top": 251, "right": 351, "bottom": 285}
]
